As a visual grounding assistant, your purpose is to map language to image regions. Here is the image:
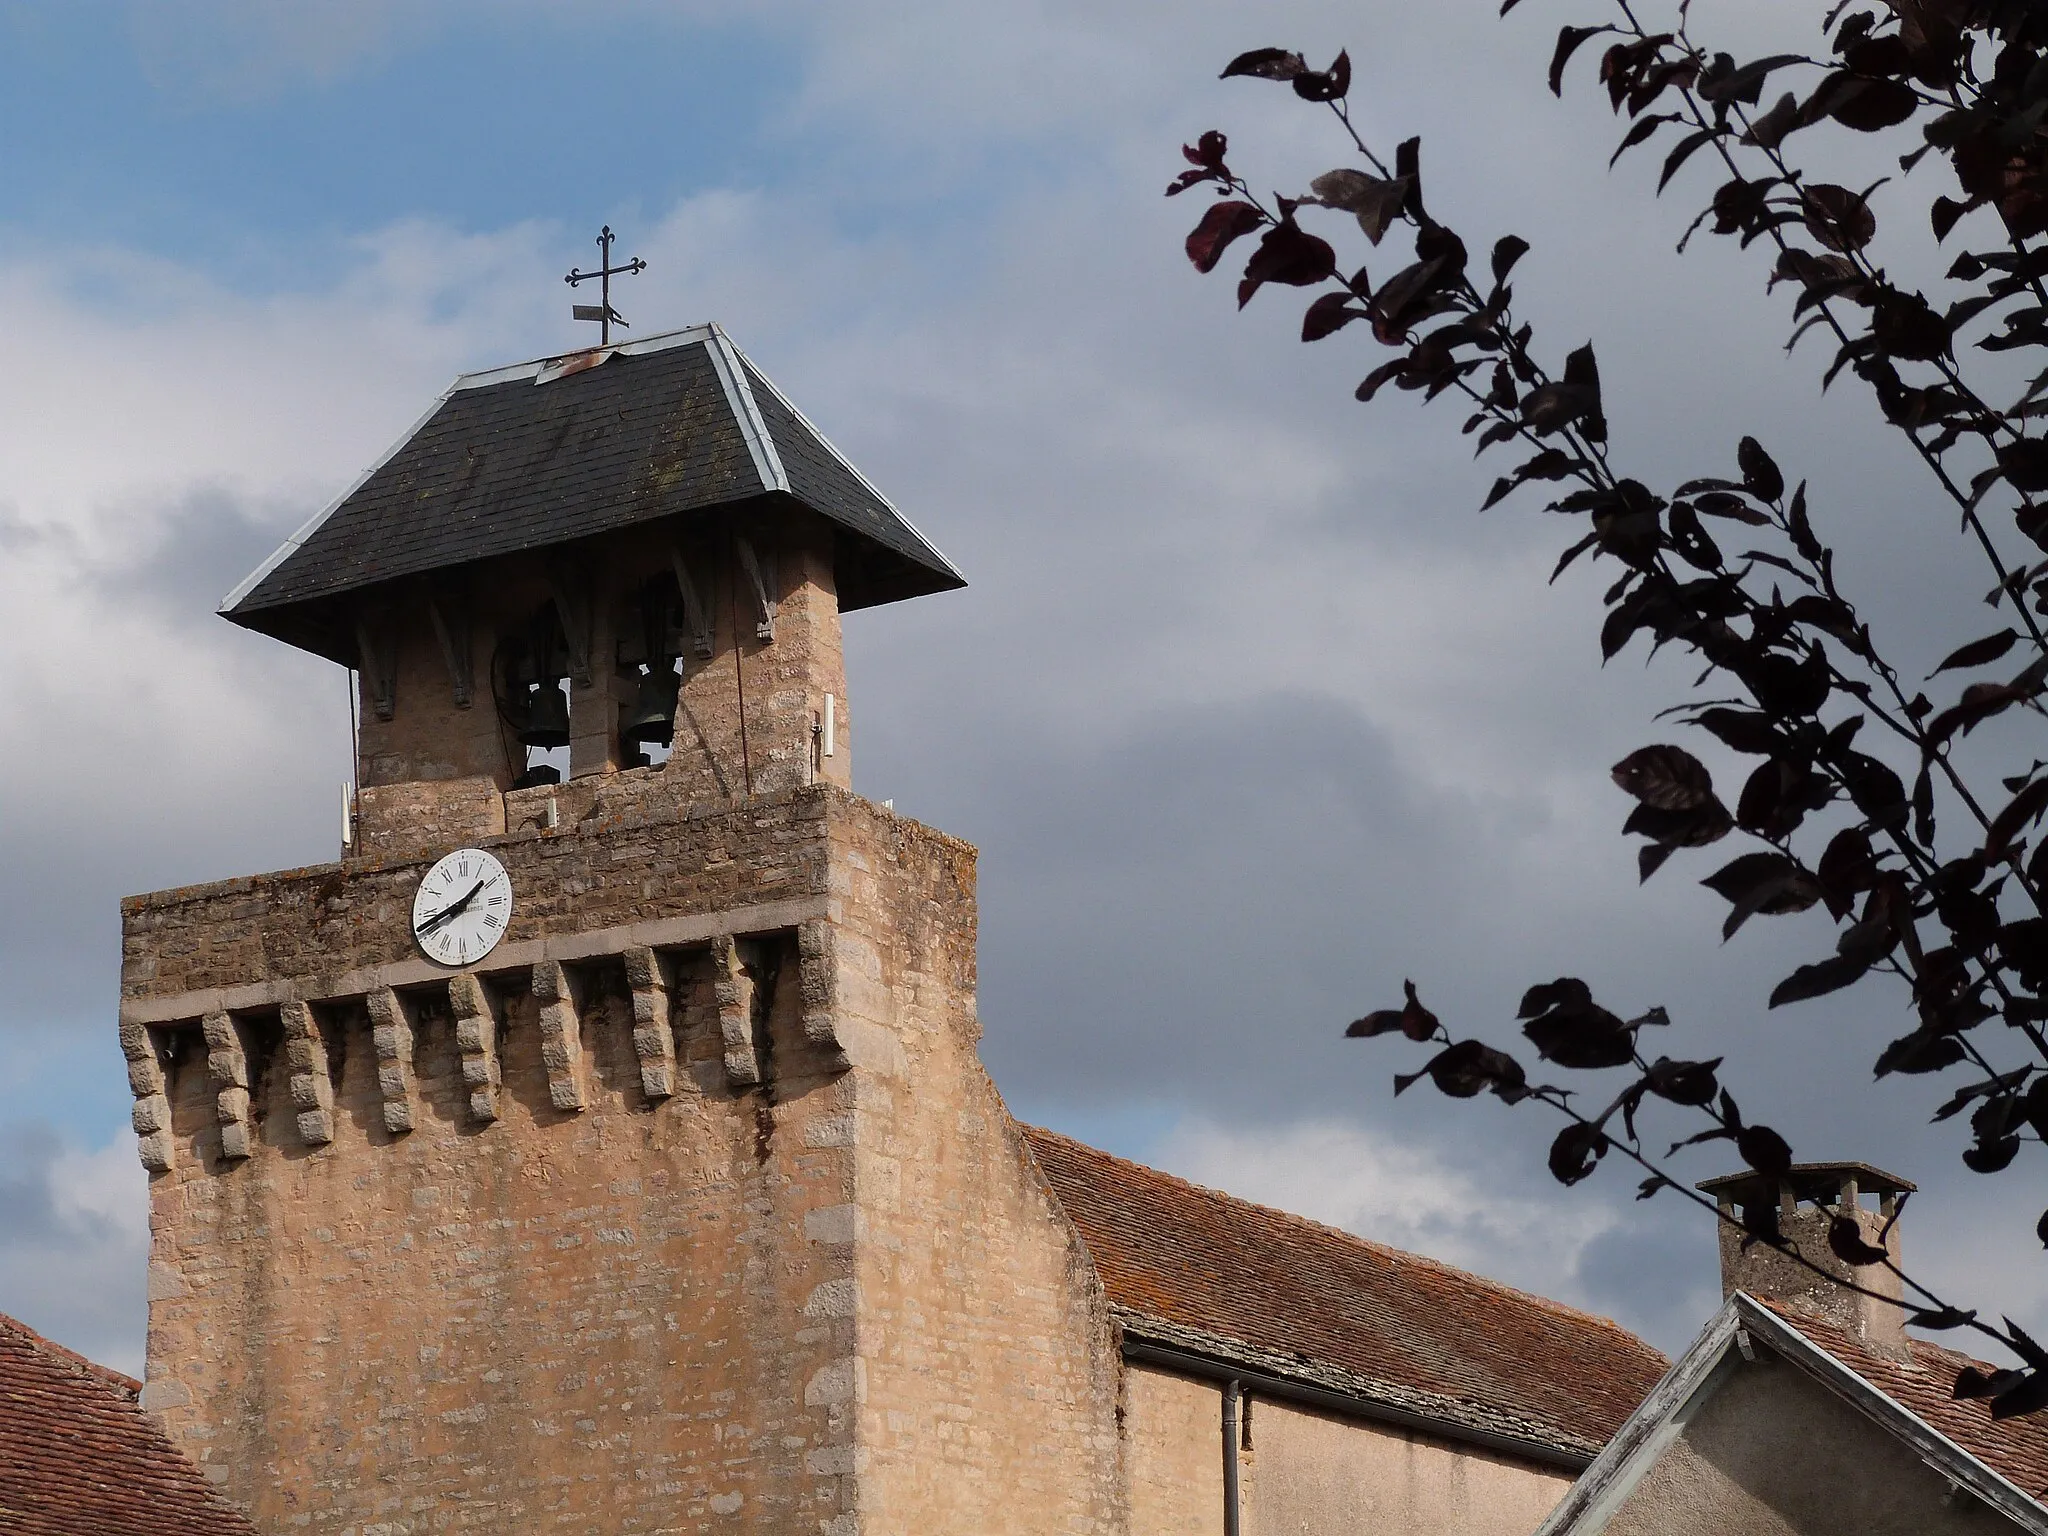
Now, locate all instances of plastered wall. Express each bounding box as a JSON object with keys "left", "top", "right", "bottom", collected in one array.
[
  {"left": 1602, "top": 1358, "right": 2016, "bottom": 1536},
  {"left": 1122, "top": 1365, "right": 1575, "bottom": 1536}
]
